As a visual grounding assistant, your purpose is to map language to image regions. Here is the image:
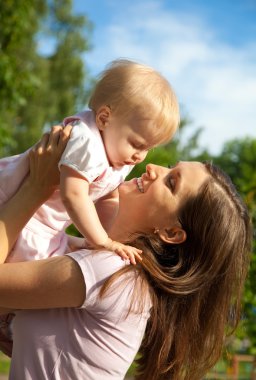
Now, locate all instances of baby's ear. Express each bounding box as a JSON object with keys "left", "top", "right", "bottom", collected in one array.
[
  {"left": 158, "top": 226, "right": 187, "bottom": 245},
  {"left": 96, "top": 106, "right": 111, "bottom": 131}
]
